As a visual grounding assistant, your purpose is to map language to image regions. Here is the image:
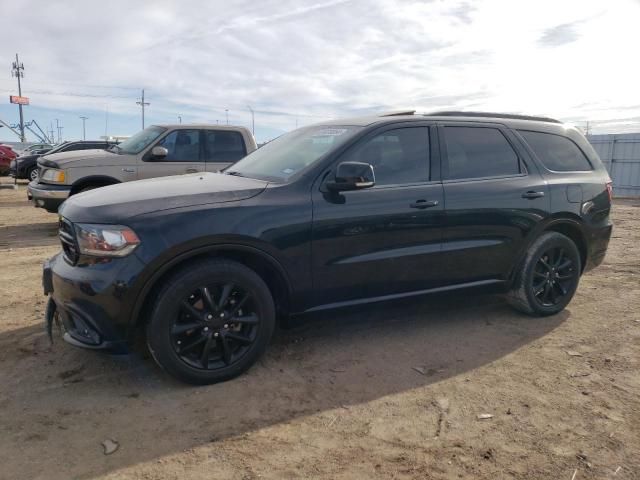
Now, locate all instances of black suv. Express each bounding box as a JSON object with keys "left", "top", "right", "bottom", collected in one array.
[
  {"left": 11, "top": 140, "right": 116, "bottom": 182},
  {"left": 43, "top": 112, "right": 613, "bottom": 384}
]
